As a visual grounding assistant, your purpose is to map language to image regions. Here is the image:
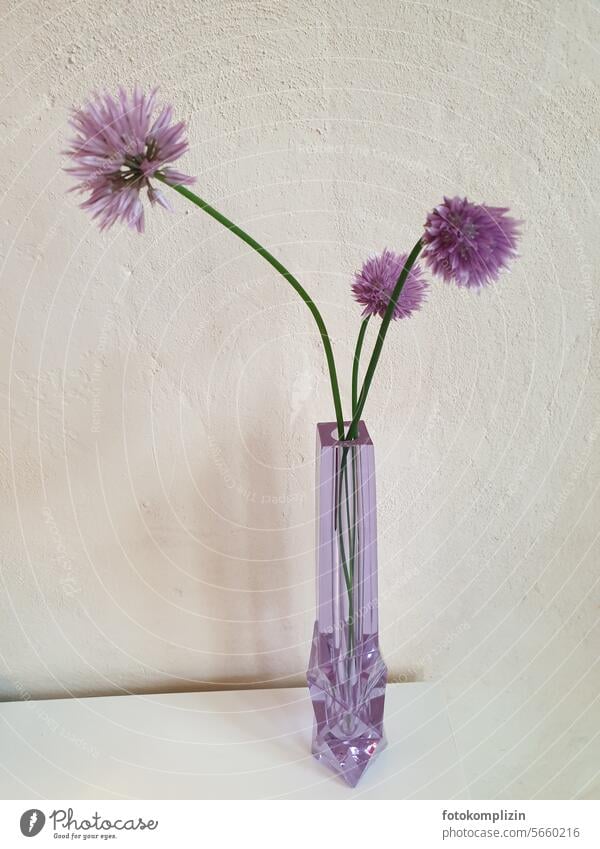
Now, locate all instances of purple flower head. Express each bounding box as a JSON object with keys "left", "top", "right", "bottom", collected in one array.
[
  {"left": 352, "top": 249, "right": 429, "bottom": 320},
  {"left": 422, "top": 196, "right": 520, "bottom": 288},
  {"left": 64, "top": 86, "right": 195, "bottom": 232}
]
